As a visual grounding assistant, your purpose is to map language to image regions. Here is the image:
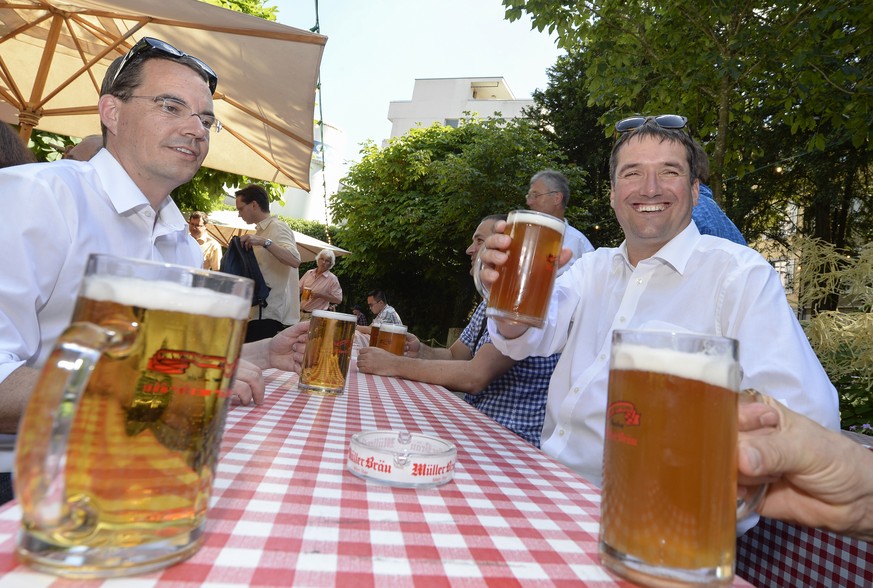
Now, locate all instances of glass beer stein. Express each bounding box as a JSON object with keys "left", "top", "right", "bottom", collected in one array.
[
  {"left": 599, "top": 329, "right": 766, "bottom": 586},
  {"left": 298, "top": 309, "right": 358, "bottom": 396},
  {"left": 375, "top": 323, "right": 407, "bottom": 356},
  {"left": 15, "top": 254, "right": 252, "bottom": 578},
  {"left": 474, "top": 209, "right": 564, "bottom": 328}
]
